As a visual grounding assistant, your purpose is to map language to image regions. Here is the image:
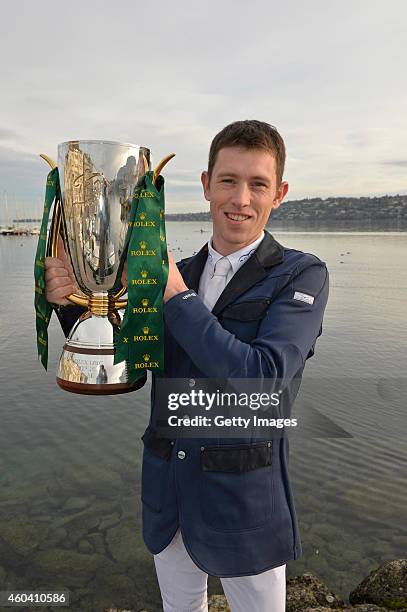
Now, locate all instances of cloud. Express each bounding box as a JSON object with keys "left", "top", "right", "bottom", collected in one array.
[
  {"left": 0, "top": 146, "right": 47, "bottom": 204},
  {"left": 381, "top": 160, "right": 407, "bottom": 168},
  {"left": 0, "top": 128, "right": 19, "bottom": 141},
  {"left": 1, "top": 0, "right": 407, "bottom": 212}
]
